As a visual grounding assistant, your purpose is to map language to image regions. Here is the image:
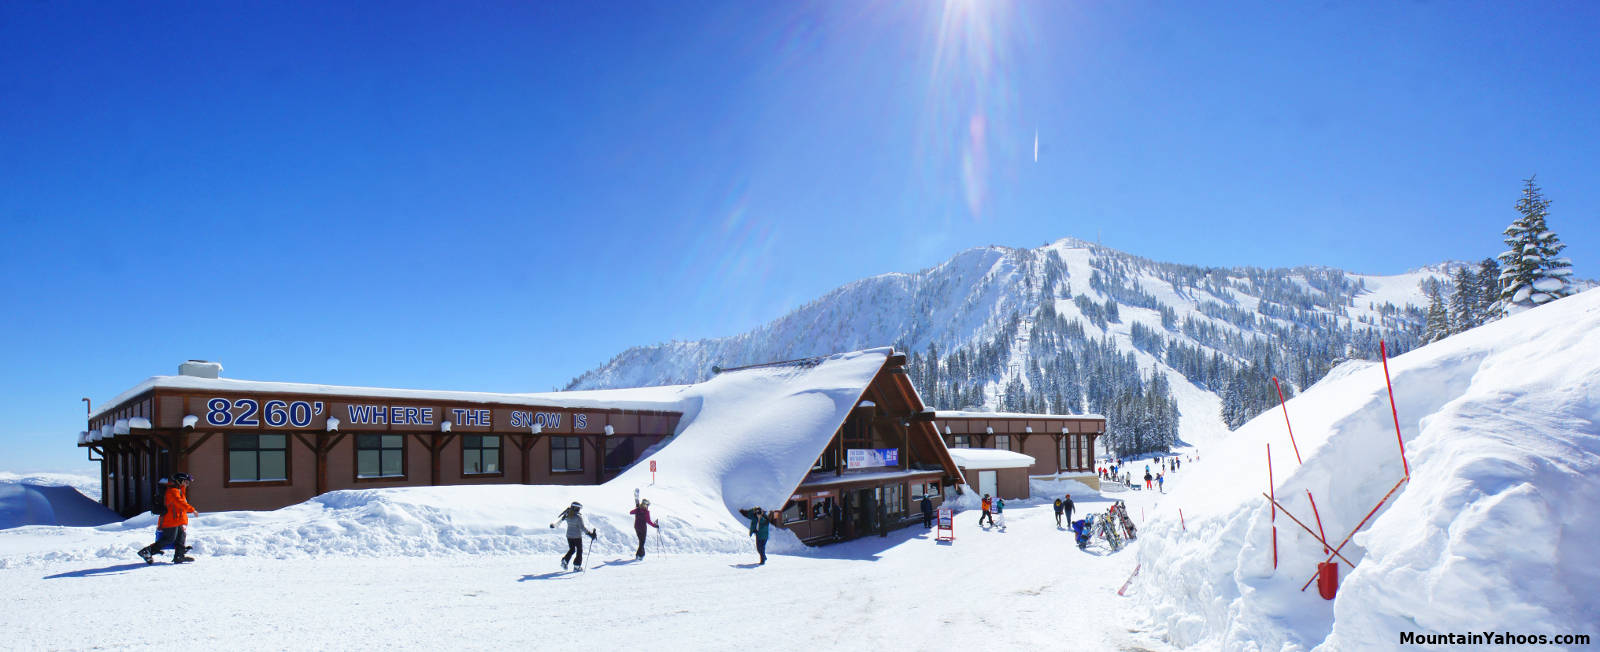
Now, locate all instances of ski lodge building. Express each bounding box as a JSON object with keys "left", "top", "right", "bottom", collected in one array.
[{"left": 78, "top": 351, "right": 1104, "bottom": 544}]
